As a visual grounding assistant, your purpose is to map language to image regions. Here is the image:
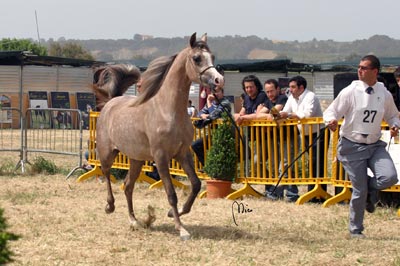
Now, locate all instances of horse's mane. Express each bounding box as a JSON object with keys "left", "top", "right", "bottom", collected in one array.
[
  {"left": 92, "top": 64, "right": 141, "bottom": 111},
  {"left": 130, "top": 54, "right": 177, "bottom": 107}
]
